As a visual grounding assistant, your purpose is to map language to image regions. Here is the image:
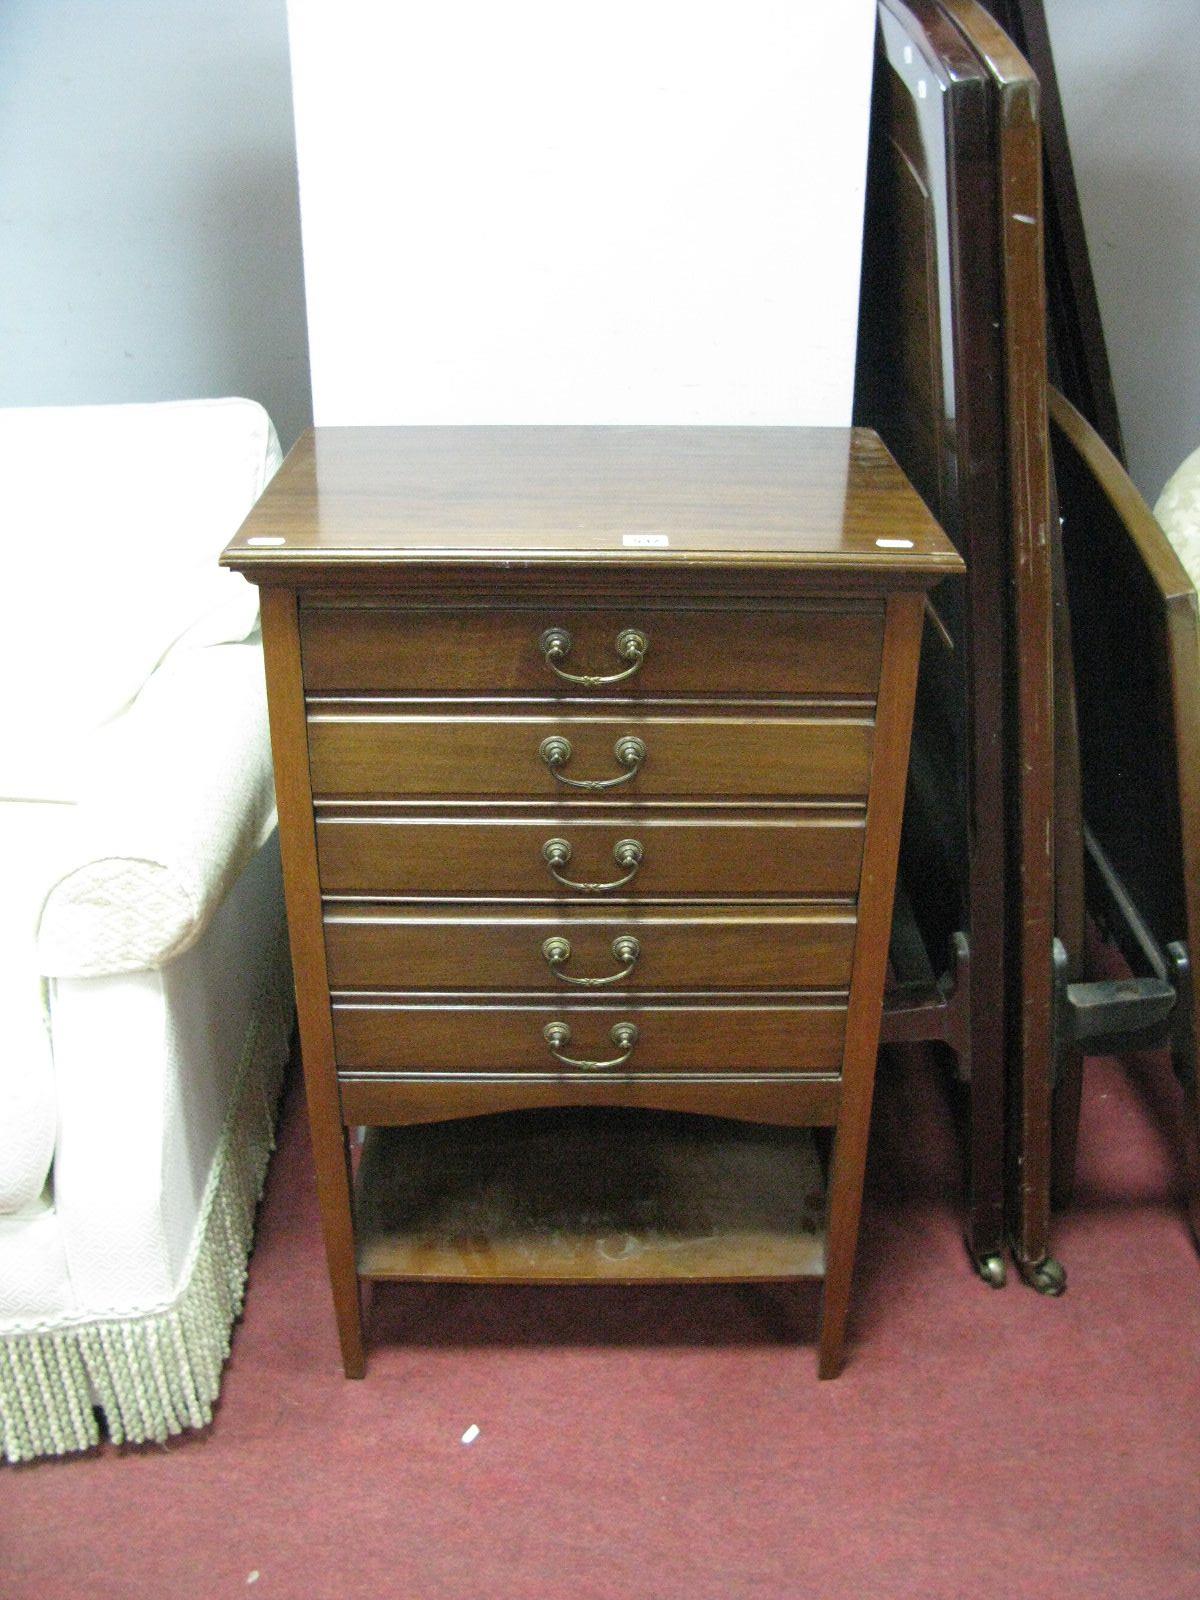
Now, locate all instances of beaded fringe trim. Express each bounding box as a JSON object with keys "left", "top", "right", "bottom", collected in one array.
[{"left": 0, "top": 935, "right": 293, "bottom": 1464}]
